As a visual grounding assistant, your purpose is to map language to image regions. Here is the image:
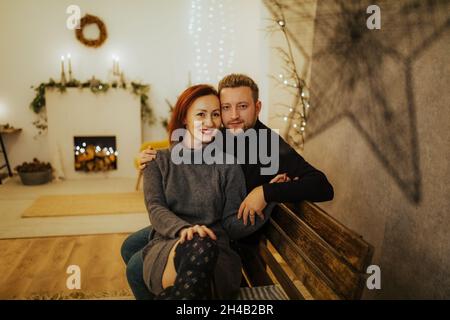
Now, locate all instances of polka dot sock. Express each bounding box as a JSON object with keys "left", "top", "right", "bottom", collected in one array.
[{"left": 155, "top": 235, "right": 218, "bottom": 300}]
